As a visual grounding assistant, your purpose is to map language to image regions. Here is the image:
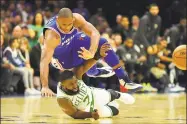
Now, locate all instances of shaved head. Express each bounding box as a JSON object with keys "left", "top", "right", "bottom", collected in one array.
[
  {"left": 56, "top": 8, "right": 74, "bottom": 33},
  {"left": 58, "top": 8, "right": 73, "bottom": 18}
]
